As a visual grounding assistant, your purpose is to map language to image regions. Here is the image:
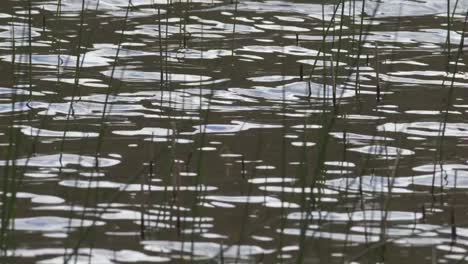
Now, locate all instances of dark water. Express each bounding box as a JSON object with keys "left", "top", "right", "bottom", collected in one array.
[{"left": 1, "top": 0, "right": 468, "bottom": 263}]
